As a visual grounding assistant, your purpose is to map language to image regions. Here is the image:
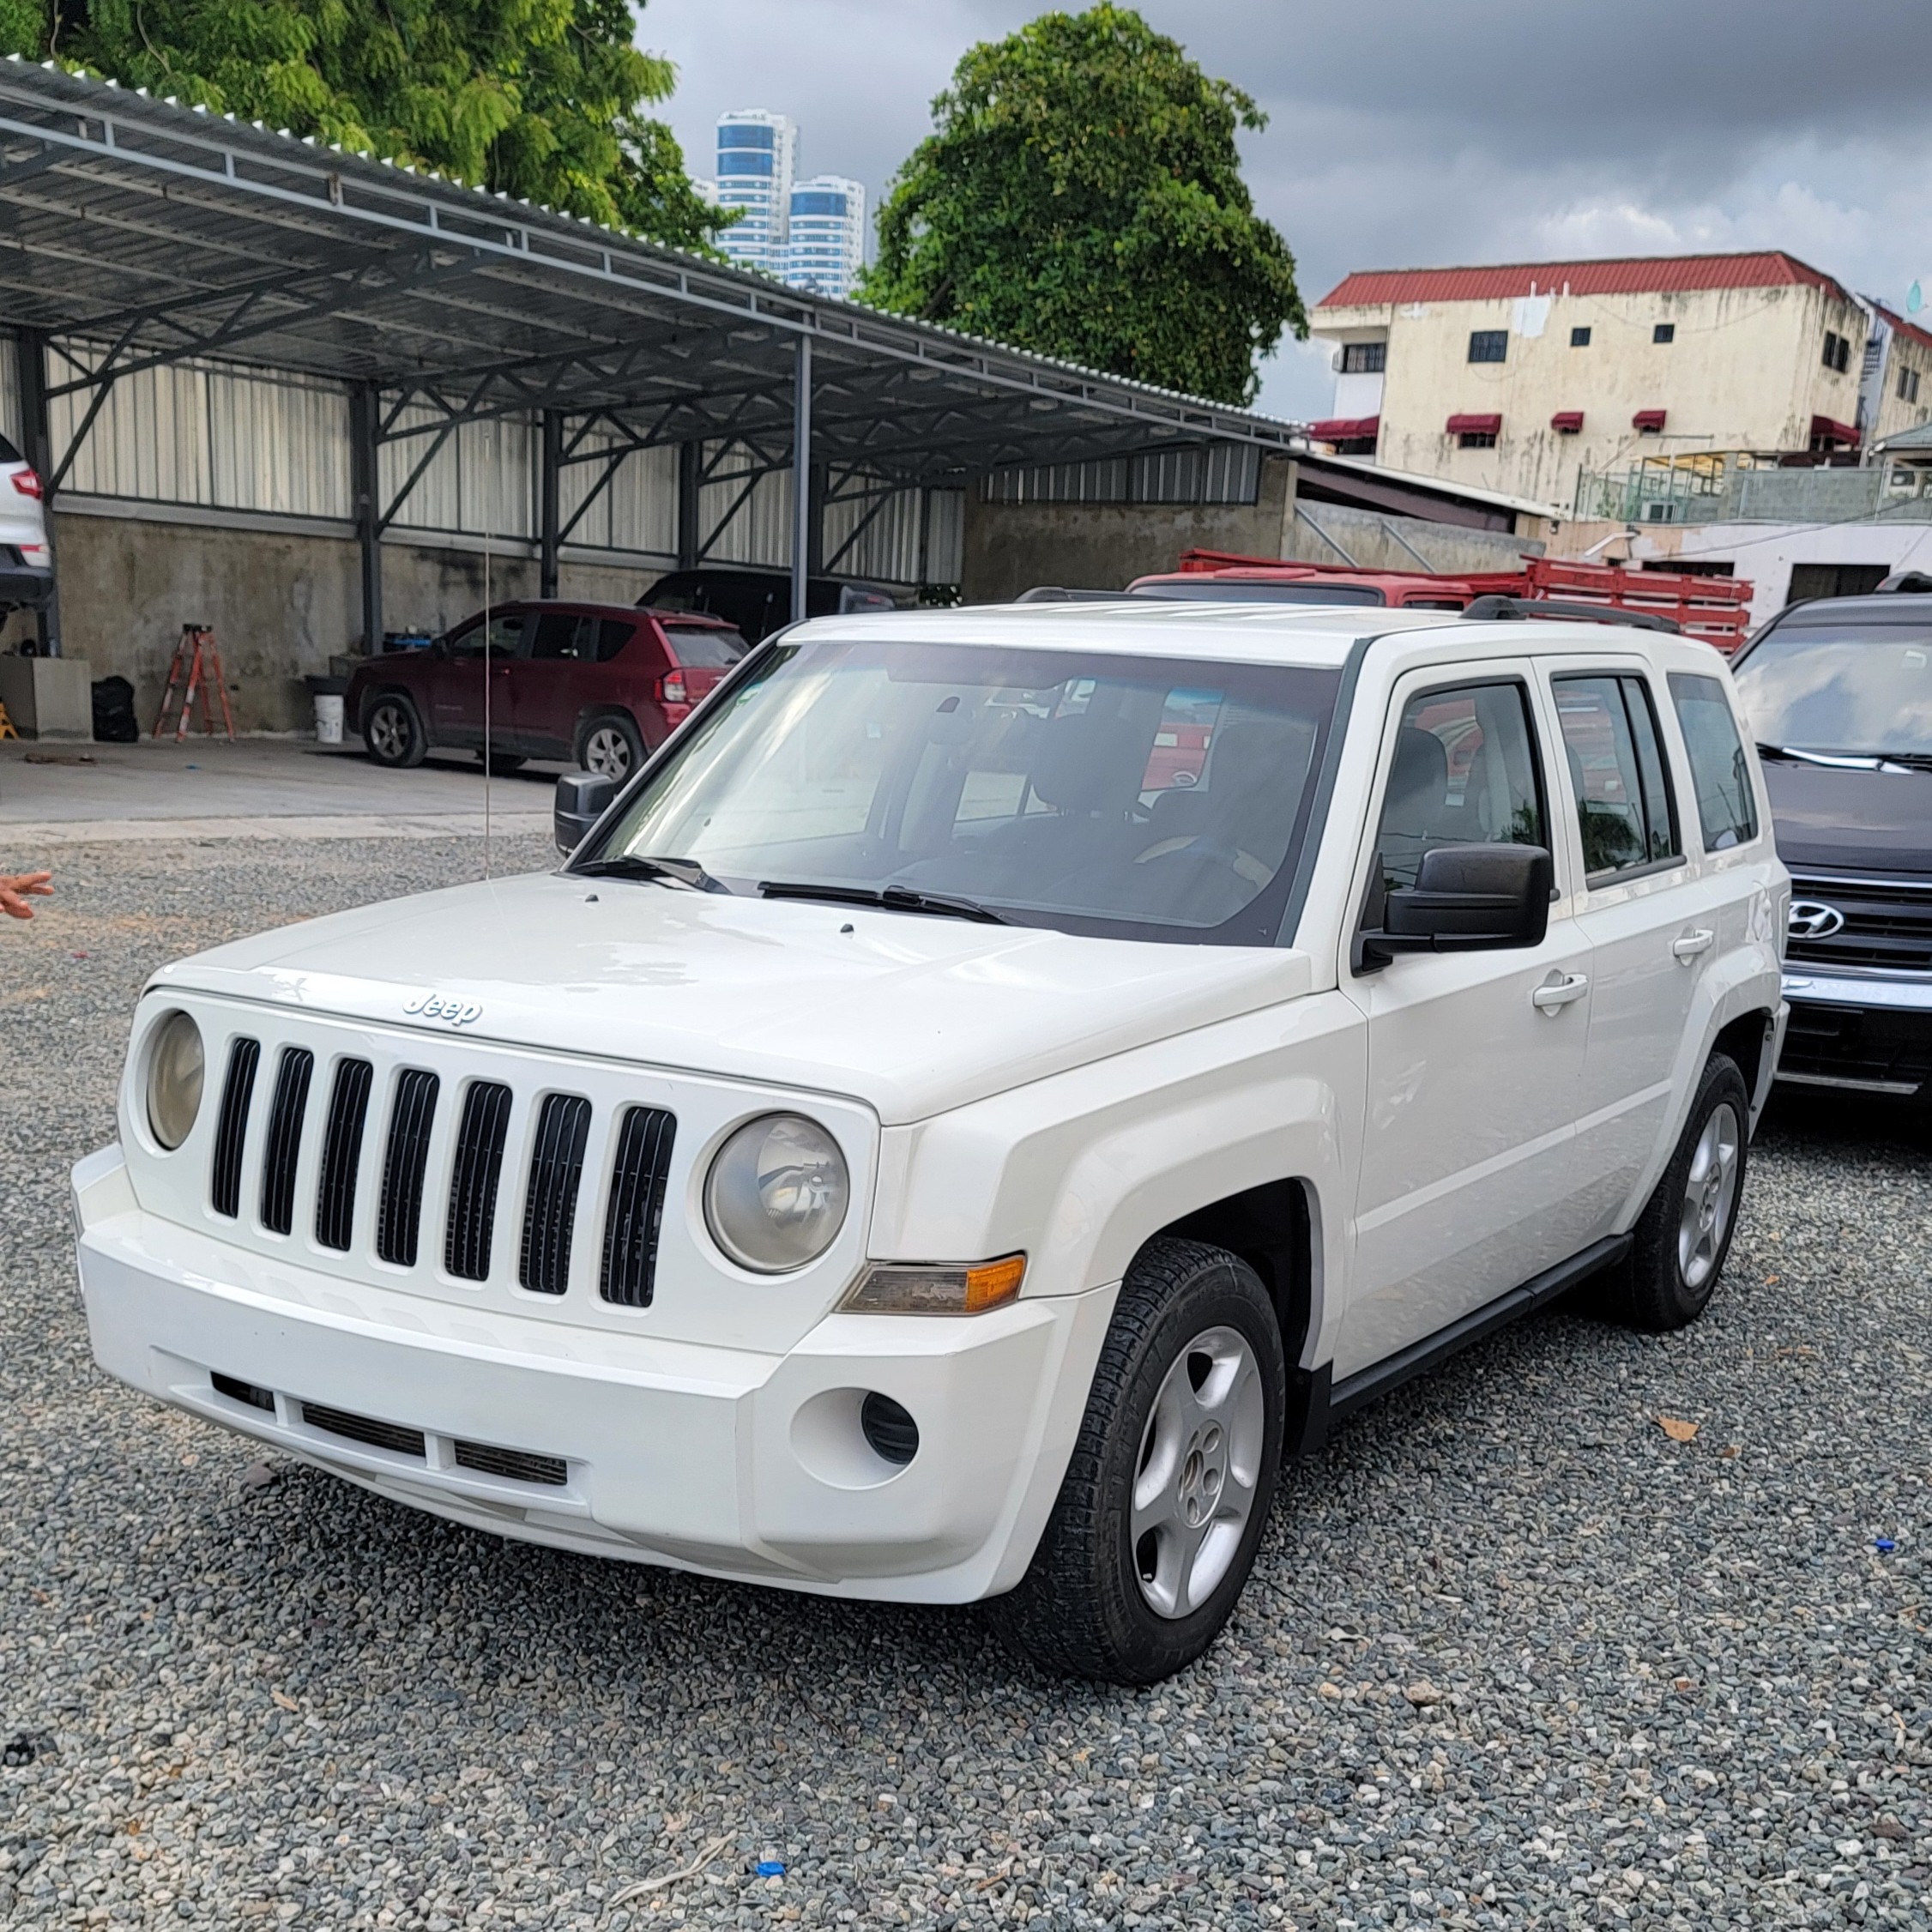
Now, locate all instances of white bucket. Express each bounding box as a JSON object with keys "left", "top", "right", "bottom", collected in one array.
[{"left": 313, "top": 691, "right": 345, "bottom": 745}]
